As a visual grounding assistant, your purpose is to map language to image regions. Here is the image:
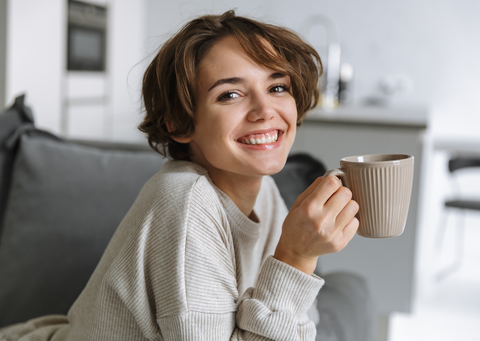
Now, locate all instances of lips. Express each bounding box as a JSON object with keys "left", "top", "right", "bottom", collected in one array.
[{"left": 236, "top": 130, "right": 282, "bottom": 145}]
